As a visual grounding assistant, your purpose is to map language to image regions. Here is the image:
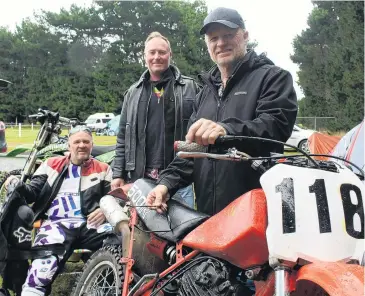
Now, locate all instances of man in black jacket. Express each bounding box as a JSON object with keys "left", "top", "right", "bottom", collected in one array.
[
  {"left": 3, "top": 127, "right": 112, "bottom": 296},
  {"left": 111, "top": 32, "right": 201, "bottom": 208},
  {"left": 147, "top": 7, "right": 298, "bottom": 215}
]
